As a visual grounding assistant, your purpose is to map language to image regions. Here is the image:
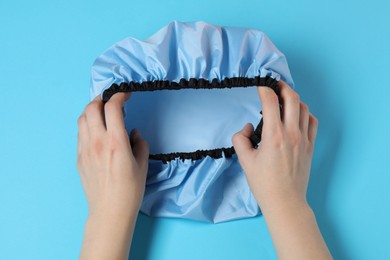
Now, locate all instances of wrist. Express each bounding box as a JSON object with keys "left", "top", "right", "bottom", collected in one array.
[
  {"left": 84, "top": 209, "right": 139, "bottom": 247},
  {"left": 88, "top": 205, "right": 140, "bottom": 226},
  {"left": 86, "top": 213, "right": 133, "bottom": 231},
  {"left": 257, "top": 191, "right": 309, "bottom": 217}
]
